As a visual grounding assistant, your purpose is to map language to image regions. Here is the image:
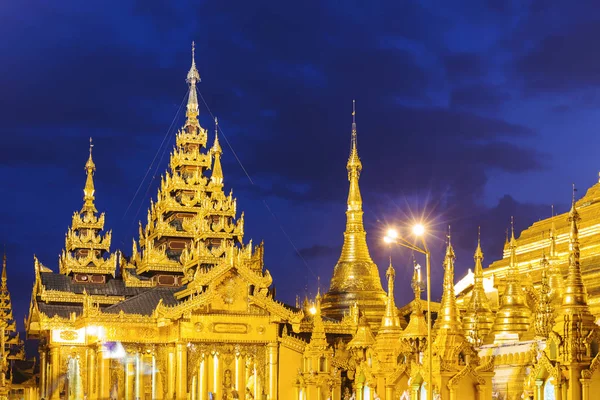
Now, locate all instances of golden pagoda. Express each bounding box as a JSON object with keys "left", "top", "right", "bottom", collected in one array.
[
  {"left": 20, "top": 39, "right": 600, "bottom": 400},
  {"left": 0, "top": 253, "right": 26, "bottom": 399},
  {"left": 492, "top": 220, "right": 532, "bottom": 341},
  {"left": 533, "top": 254, "right": 554, "bottom": 339},
  {"left": 26, "top": 44, "right": 306, "bottom": 400},
  {"left": 462, "top": 230, "right": 494, "bottom": 345},
  {"left": 321, "top": 101, "right": 387, "bottom": 327},
  {"left": 59, "top": 139, "right": 116, "bottom": 279}
]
